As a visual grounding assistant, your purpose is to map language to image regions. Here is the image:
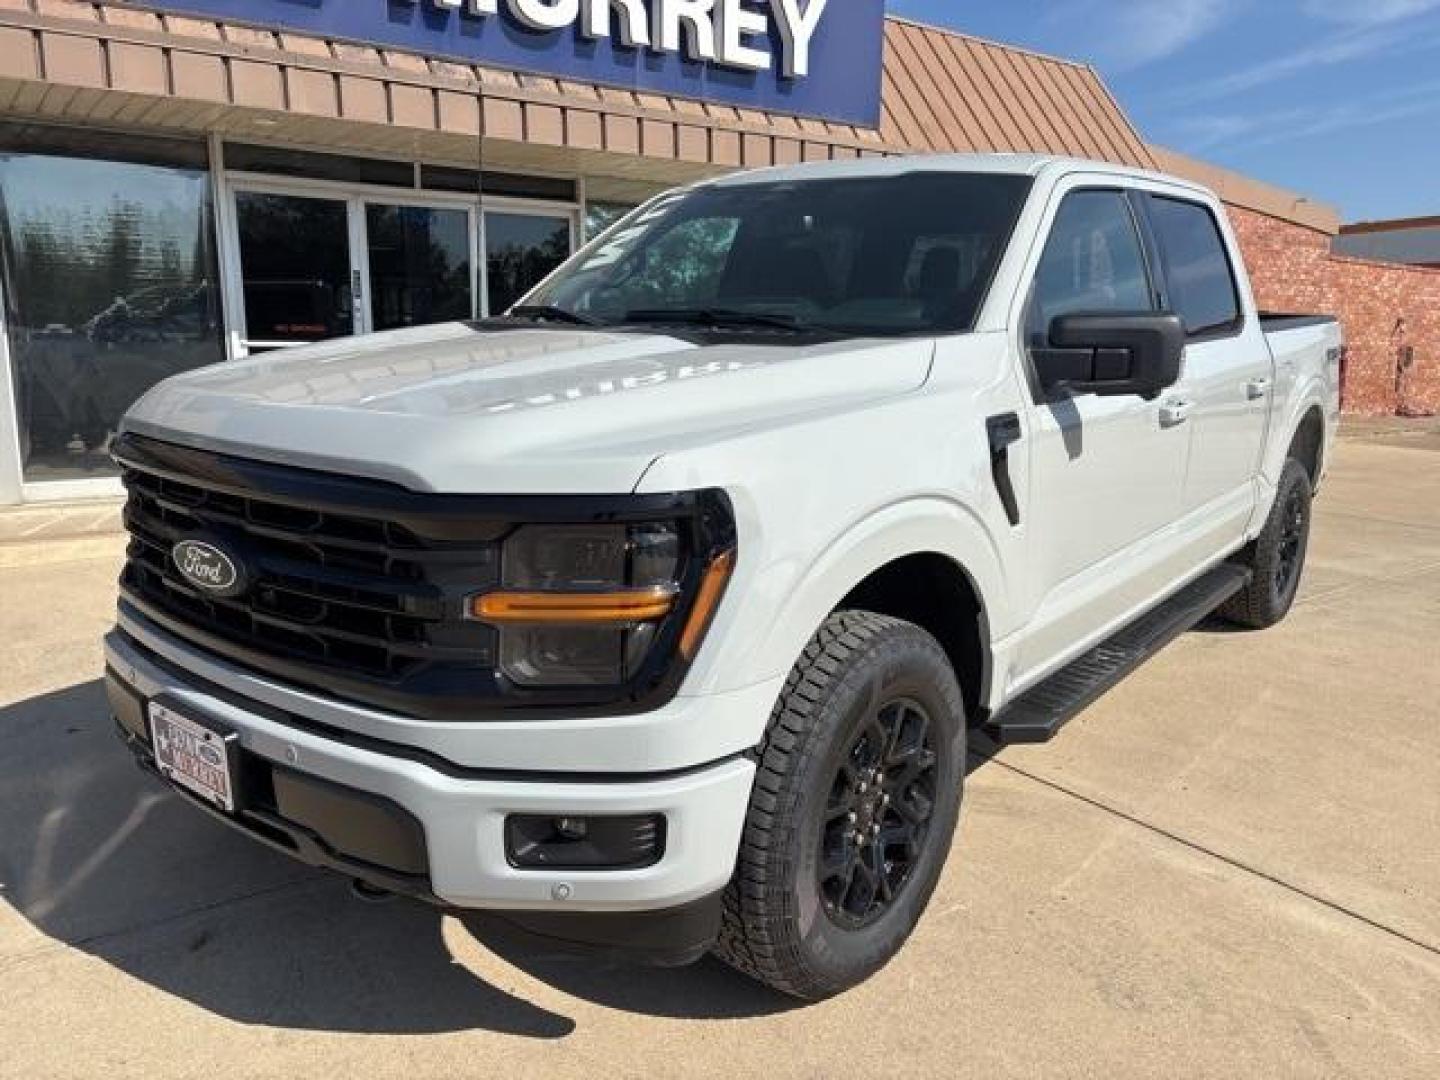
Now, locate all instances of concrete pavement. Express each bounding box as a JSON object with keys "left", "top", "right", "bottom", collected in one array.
[{"left": 1, "top": 432, "right": 1437, "bottom": 1079}]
